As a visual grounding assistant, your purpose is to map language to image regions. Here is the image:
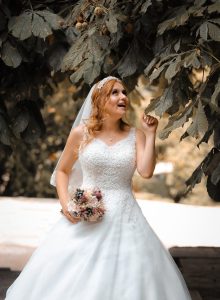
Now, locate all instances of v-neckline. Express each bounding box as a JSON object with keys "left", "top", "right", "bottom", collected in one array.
[{"left": 94, "top": 127, "right": 133, "bottom": 148}]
